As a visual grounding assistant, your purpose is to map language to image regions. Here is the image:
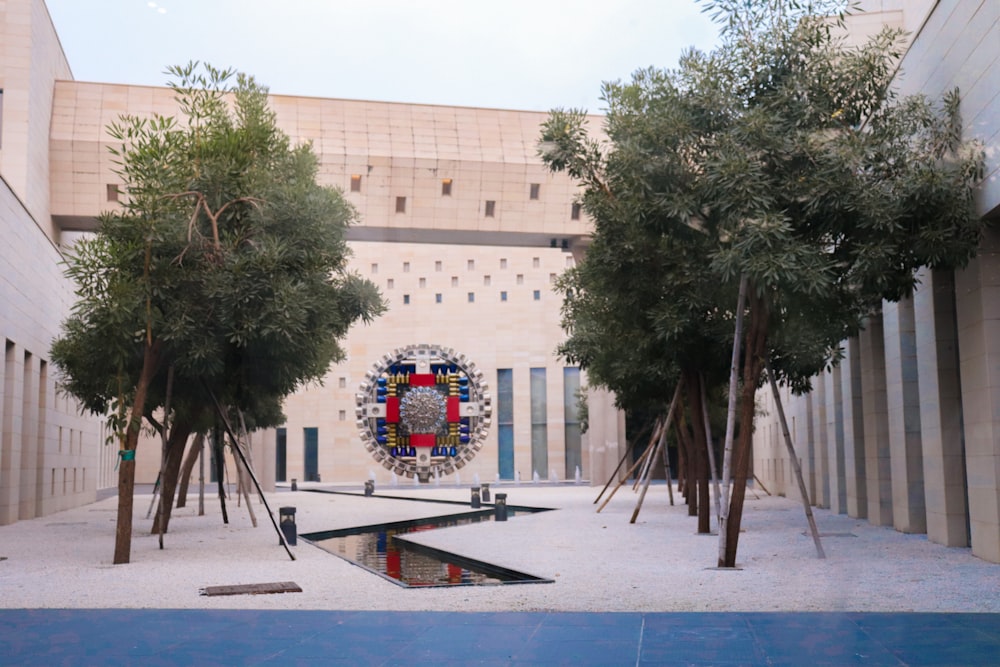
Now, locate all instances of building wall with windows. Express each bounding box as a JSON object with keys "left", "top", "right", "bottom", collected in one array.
[
  {"left": 0, "top": 0, "right": 107, "bottom": 526},
  {"left": 753, "top": 0, "right": 1000, "bottom": 563}
]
